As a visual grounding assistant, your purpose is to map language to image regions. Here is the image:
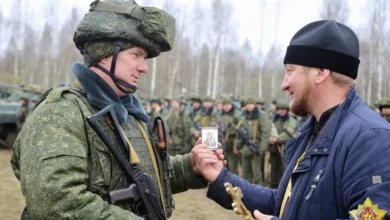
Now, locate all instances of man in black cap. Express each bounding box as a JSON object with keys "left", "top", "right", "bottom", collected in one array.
[{"left": 192, "top": 20, "right": 390, "bottom": 219}]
